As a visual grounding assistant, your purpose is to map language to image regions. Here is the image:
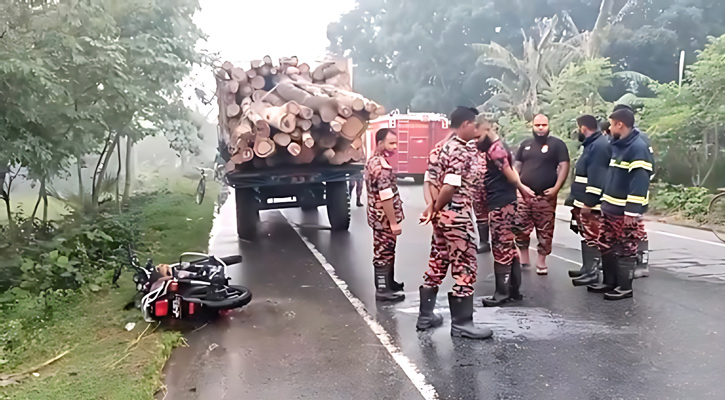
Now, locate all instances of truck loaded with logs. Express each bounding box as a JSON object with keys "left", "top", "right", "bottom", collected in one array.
[{"left": 214, "top": 55, "right": 386, "bottom": 240}]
